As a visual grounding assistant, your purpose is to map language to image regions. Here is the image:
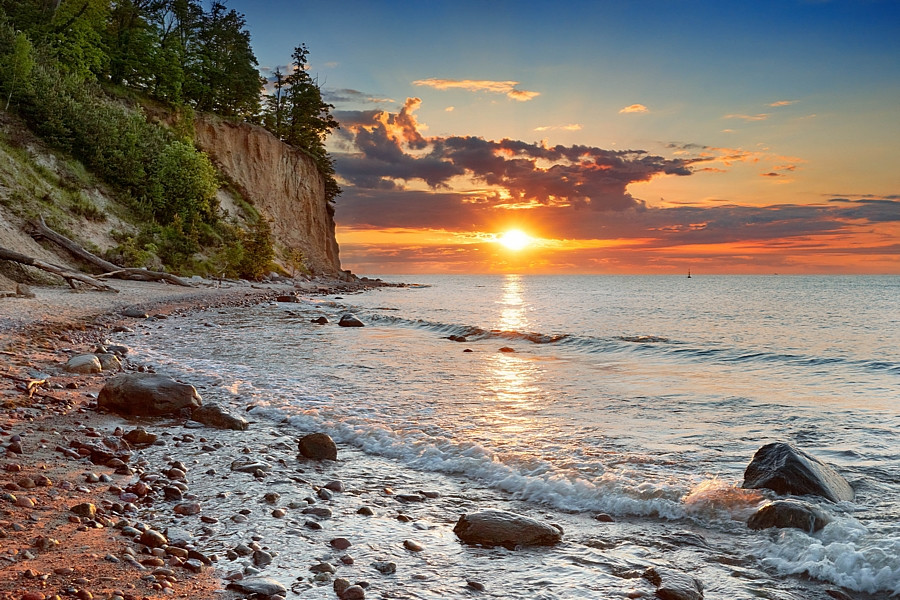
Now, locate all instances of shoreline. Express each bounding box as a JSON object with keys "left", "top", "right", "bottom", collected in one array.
[{"left": 0, "top": 276, "right": 384, "bottom": 600}]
